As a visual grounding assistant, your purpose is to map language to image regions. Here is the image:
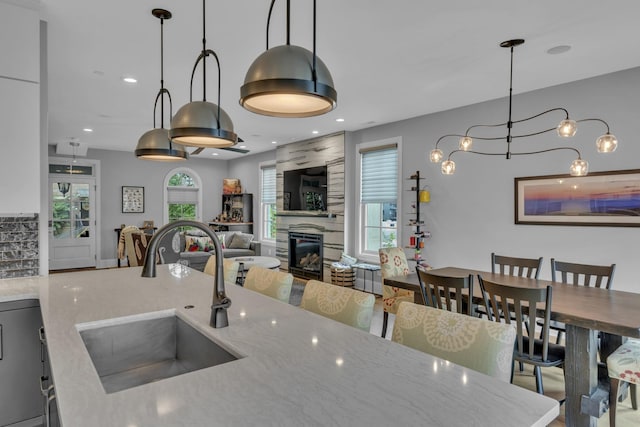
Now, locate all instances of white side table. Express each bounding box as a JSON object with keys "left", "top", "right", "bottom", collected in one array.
[{"left": 230, "top": 256, "right": 281, "bottom": 285}]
